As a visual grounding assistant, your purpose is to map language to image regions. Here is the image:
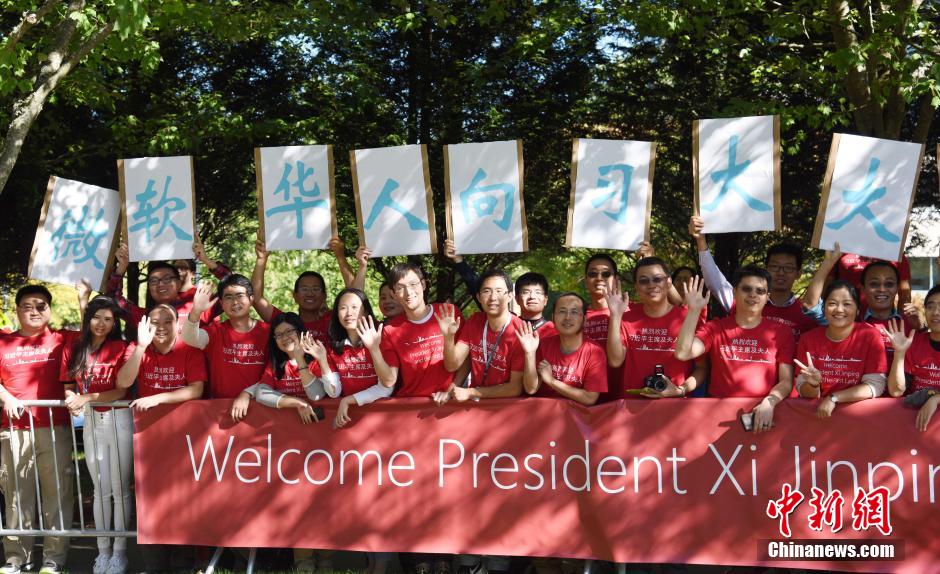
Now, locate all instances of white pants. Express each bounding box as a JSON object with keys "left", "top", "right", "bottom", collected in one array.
[{"left": 83, "top": 407, "right": 134, "bottom": 553}]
